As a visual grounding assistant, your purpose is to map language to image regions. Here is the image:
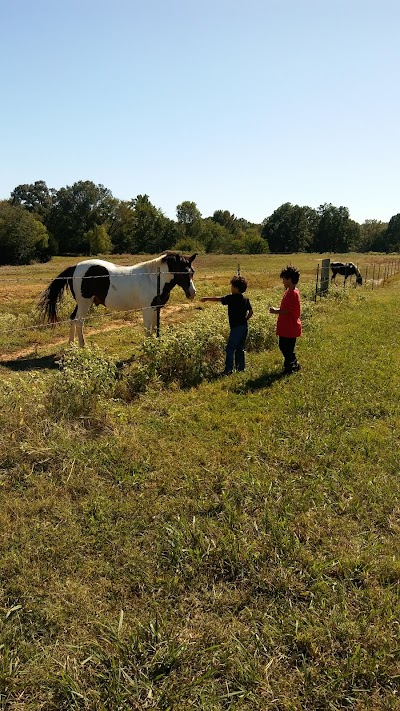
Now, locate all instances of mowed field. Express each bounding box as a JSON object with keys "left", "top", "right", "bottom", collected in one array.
[{"left": 0, "top": 254, "right": 399, "bottom": 710}]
